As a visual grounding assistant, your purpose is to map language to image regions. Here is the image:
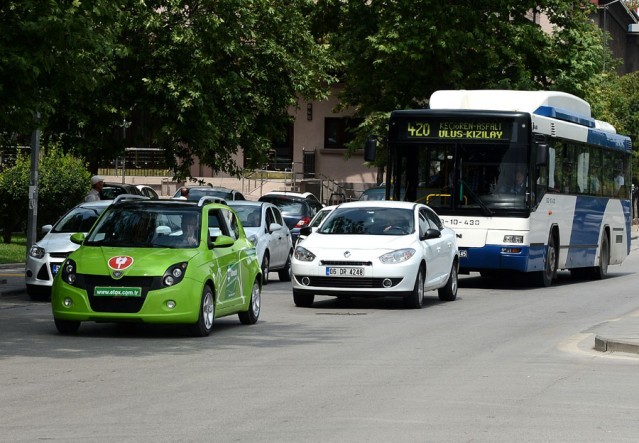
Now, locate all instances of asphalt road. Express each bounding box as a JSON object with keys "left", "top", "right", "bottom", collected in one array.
[{"left": 2, "top": 254, "right": 639, "bottom": 441}]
